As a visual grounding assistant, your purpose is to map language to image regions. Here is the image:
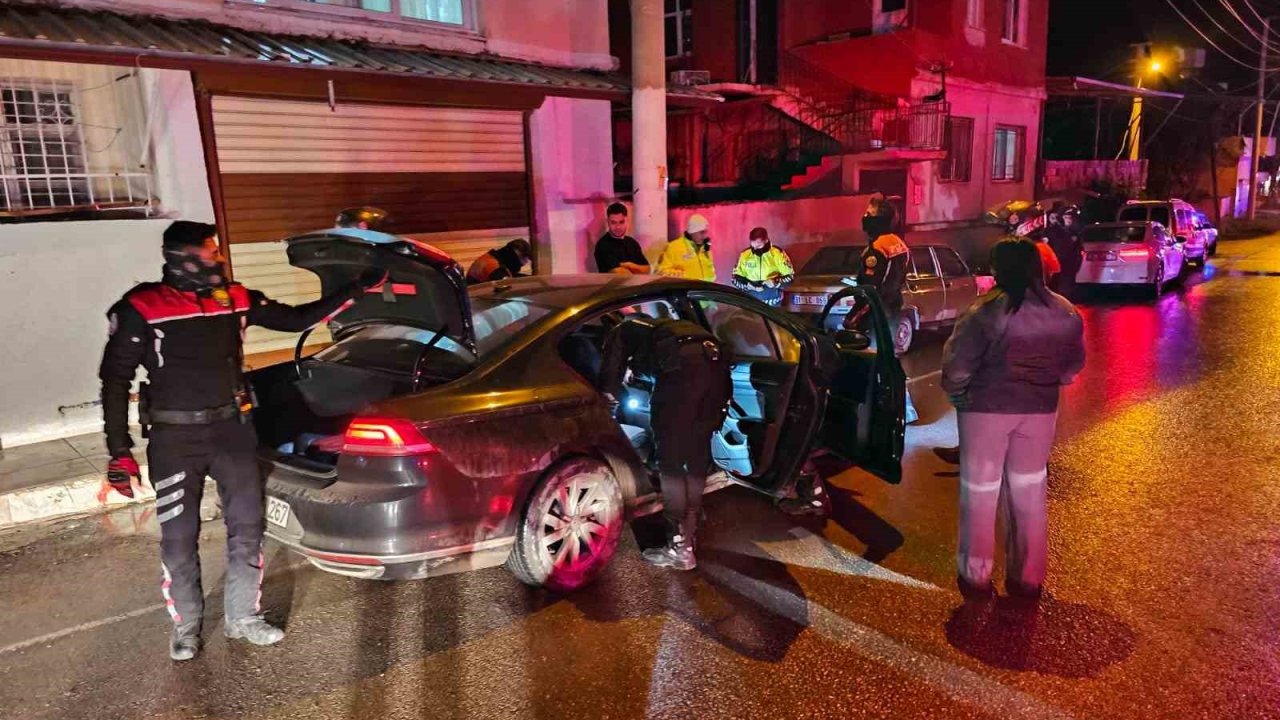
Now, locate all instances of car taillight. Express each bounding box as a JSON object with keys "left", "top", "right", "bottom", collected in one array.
[
  {"left": 1118, "top": 249, "right": 1151, "bottom": 261},
  {"left": 342, "top": 418, "right": 436, "bottom": 456}
]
